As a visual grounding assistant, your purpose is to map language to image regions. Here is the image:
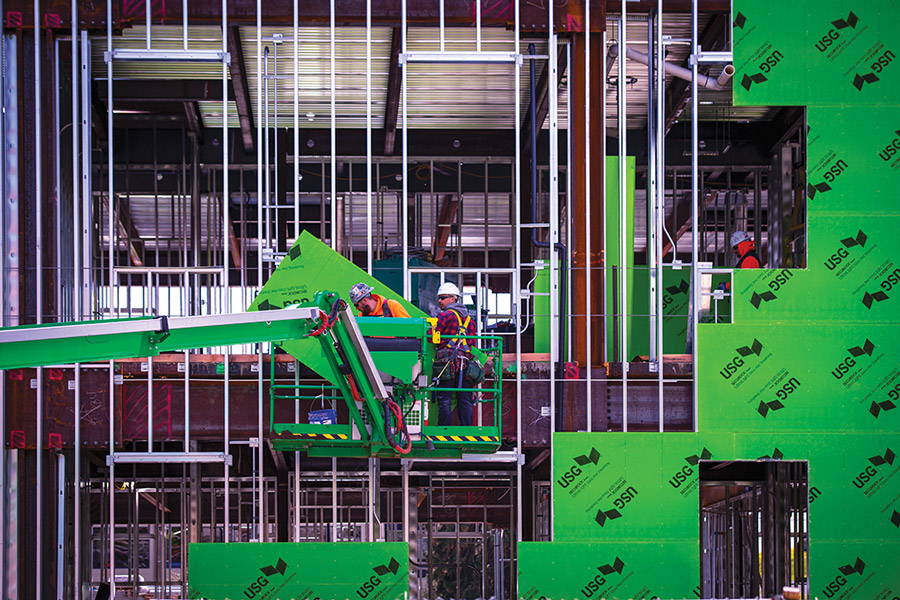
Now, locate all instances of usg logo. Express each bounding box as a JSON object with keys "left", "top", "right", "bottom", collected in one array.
[
  {"left": 814, "top": 11, "right": 858, "bottom": 52},
  {"left": 831, "top": 339, "right": 875, "bottom": 380},
  {"left": 750, "top": 269, "right": 793, "bottom": 308},
  {"left": 663, "top": 279, "right": 689, "bottom": 309},
  {"left": 852, "top": 448, "right": 895, "bottom": 489},
  {"left": 719, "top": 339, "right": 763, "bottom": 381},
  {"left": 580, "top": 558, "right": 625, "bottom": 598},
  {"left": 594, "top": 486, "right": 638, "bottom": 527},
  {"left": 824, "top": 230, "right": 867, "bottom": 271},
  {"left": 669, "top": 448, "right": 712, "bottom": 489},
  {"left": 862, "top": 267, "right": 900, "bottom": 308},
  {"left": 244, "top": 557, "right": 287, "bottom": 599},
  {"left": 869, "top": 447, "right": 896, "bottom": 467},
  {"left": 557, "top": 447, "right": 600, "bottom": 489},
  {"left": 853, "top": 49, "right": 895, "bottom": 91},
  {"left": 822, "top": 557, "right": 865, "bottom": 598},
  {"left": 871, "top": 381, "right": 900, "bottom": 417},
  {"left": 357, "top": 558, "right": 400, "bottom": 598},
  {"left": 741, "top": 49, "right": 783, "bottom": 90},
  {"left": 759, "top": 377, "right": 801, "bottom": 418},
  {"left": 879, "top": 130, "right": 900, "bottom": 162},
  {"left": 809, "top": 158, "right": 848, "bottom": 200}
]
